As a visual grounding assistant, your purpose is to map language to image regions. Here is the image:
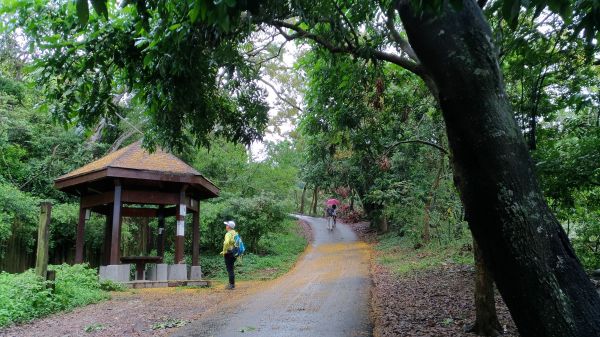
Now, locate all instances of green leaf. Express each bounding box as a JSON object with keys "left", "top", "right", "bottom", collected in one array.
[
  {"left": 76, "top": 0, "right": 89, "bottom": 26},
  {"left": 169, "top": 23, "right": 182, "bottom": 31},
  {"left": 199, "top": 1, "right": 208, "bottom": 21},
  {"left": 90, "top": 0, "right": 108, "bottom": 19},
  {"left": 143, "top": 53, "right": 152, "bottom": 67},
  {"left": 502, "top": 0, "right": 521, "bottom": 30},
  {"left": 189, "top": 5, "right": 200, "bottom": 23}
]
